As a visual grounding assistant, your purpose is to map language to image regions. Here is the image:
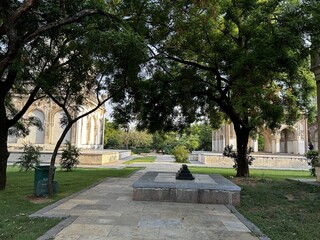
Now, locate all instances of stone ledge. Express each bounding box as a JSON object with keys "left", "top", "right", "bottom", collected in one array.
[{"left": 132, "top": 172, "right": 241, "bottom": 206}]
